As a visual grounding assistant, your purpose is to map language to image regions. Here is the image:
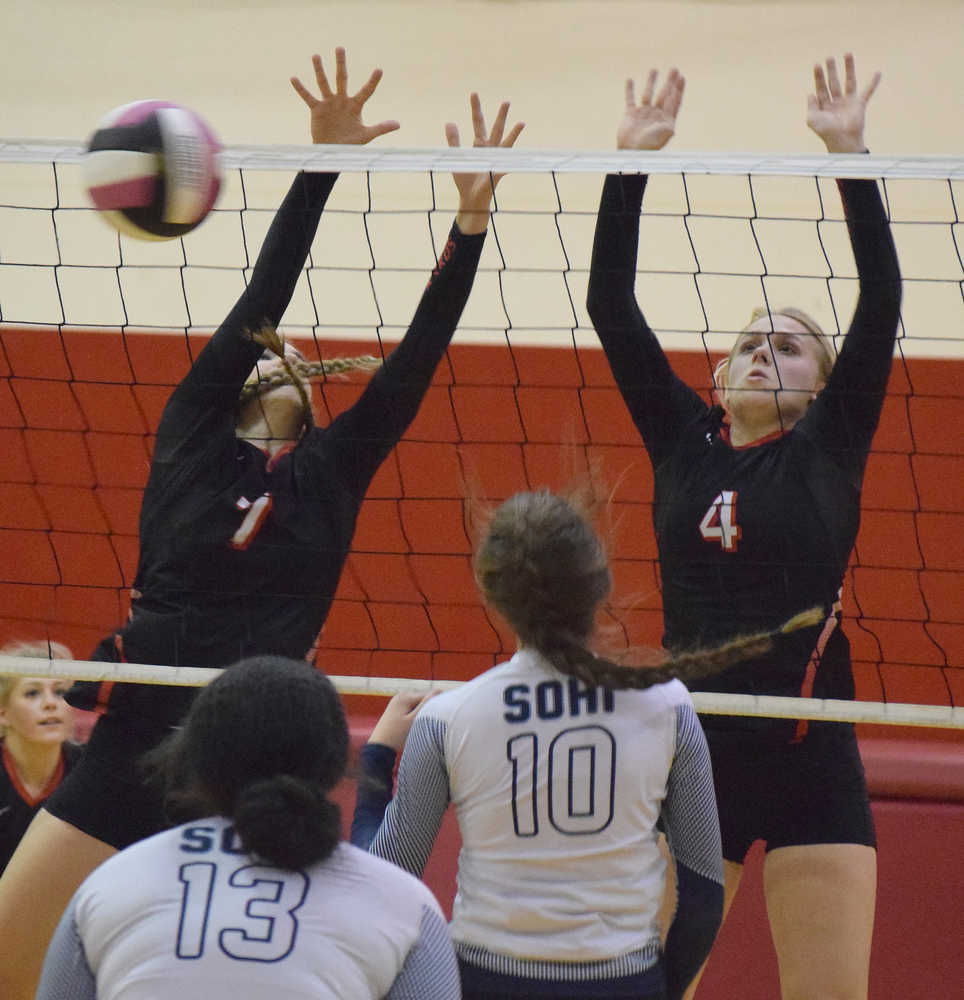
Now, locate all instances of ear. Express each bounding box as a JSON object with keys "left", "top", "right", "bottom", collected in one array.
[{"left": 712, "top": 358, "right": 729, "bottom": 409}]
